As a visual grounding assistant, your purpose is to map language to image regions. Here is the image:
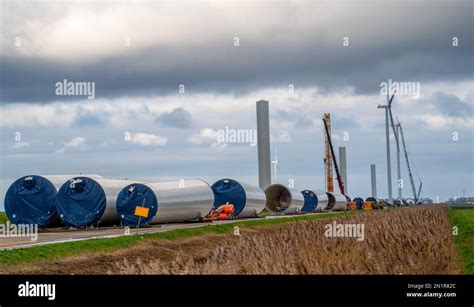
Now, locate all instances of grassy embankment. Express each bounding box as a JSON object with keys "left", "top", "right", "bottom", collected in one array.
[{"left": 0, "top": 210, "right": 364, "bottom": 266}]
